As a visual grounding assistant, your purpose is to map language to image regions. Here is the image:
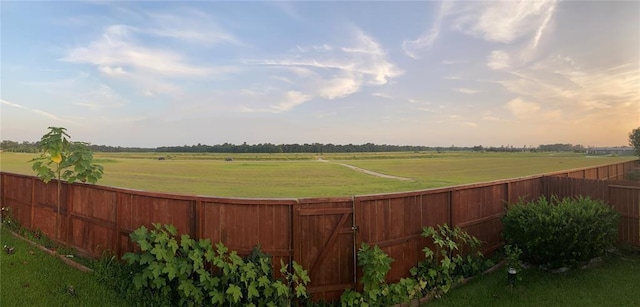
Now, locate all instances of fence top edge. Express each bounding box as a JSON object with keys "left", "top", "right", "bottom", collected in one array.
[
  {"left": 298, "top": 197, "right": 353, "bottom": 204},
  {"left": 355, "top": 176, "right": 544, "bottom": 200}
]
